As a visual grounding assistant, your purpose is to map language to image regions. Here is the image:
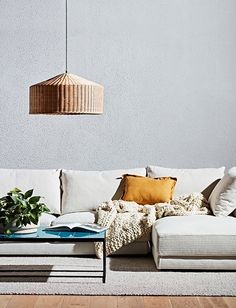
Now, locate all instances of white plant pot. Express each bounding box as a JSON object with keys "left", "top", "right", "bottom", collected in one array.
[
  {"left": 14, "top": 222, "right": 39, "bottom": 234},
  {"left": 0, "top": 222, "right": 39, "bottom": 234}
]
